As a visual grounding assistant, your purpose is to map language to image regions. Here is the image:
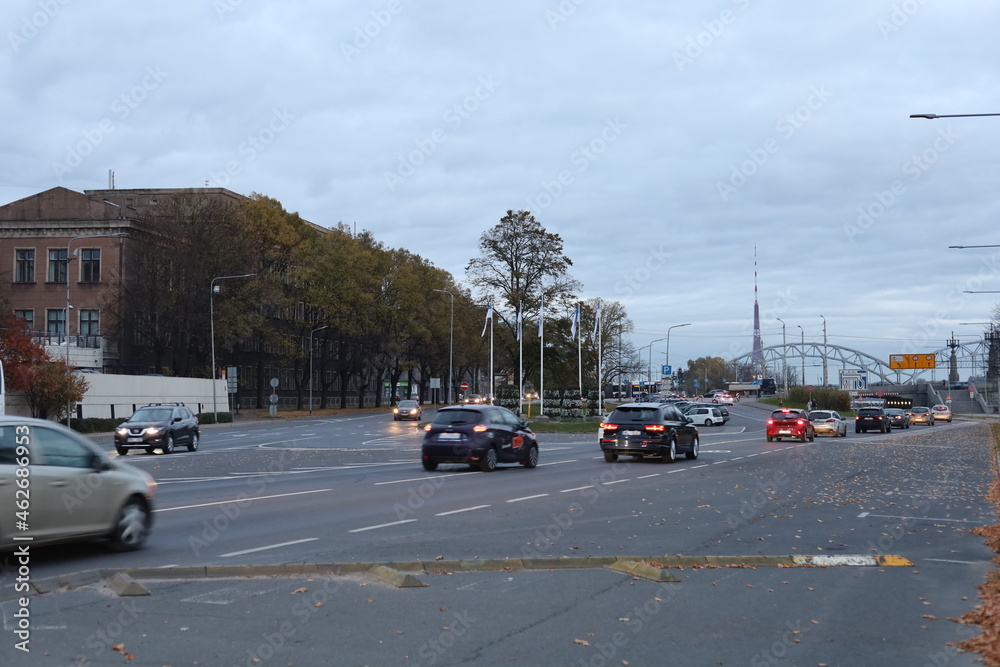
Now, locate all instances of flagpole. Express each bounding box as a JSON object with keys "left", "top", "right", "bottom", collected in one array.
[
  {"left": 490, "top": 312, "right": 494, "bottom": 405},
  {"left": 517, "top": 301, "right": 523, "bottom": 416},
  {"left": 576, "top": 303, "right": 583, "bottom": 411},
  {"left": 539, "top": 296, "right": 544, "bottom": 420},
  {"left": 595, "top": 299, "right": 602, "bottom": 415}
]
